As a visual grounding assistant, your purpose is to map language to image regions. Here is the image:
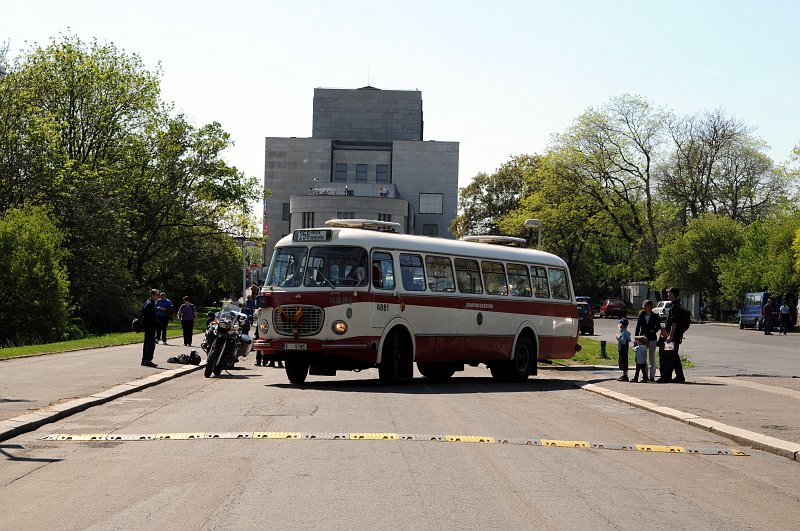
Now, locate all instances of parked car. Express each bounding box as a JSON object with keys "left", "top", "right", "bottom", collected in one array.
[
  {"left": 600, "top": 299, "right": 627, "bottom": 319},
  {"left": 653, "top": 300, "right": 672, "bottom": 322},
  {"left": 577, "top": 301, "right": 594, "bottom": 335},
  {"left": 576, "top": 296, "right": 595, "bottom": 314}
]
